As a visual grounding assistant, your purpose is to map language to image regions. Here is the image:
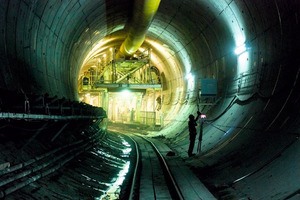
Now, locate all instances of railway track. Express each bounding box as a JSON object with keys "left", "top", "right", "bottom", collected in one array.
[
  {"left": 128, "top": 135, "right": 184, "bottom": 200},
  {"left": 1, "top": 127, "right": 215, "bottom": 199}
]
